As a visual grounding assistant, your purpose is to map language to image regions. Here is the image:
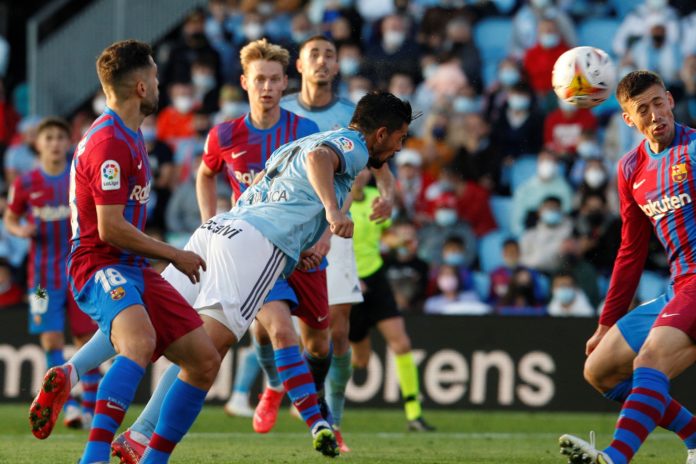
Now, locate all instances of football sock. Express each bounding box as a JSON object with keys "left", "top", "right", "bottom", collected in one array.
[
  {"left": 81, "top": 355, "right": 144, "bottom": 463},
  {"left": 603, "top": 378, "right": 696, "bottom": 448},
  {"left": 131, "top": 364, "right": 181, "bottom": 440},
  {"left": 80, "top": 368, "right": 102, "bottom": 419},
  {"left": 69, "top": 330, "right": 116, "bottom": 384},
  {"left": 231, "top": 346, "right": 261, "bottom": 395},
  {"left": 46, "top": 349, "right": 65, "bottom": 369},
  {"left": 326, "top": 349, "right": 352, "bottom": 427},
  {"left": 275, "top": 346, "right": 323, "bottom": 429},
  {"left": 395, "top": 352, "right": 422, "bottom": 421},
  {"left": 603, "top": 367, "right": 670, "bottom": 464},
  {"left": 256, "top": 339, "right": 282, "bottom": 390},
  {"left": 304, "top": 344, "right": 332, "bottom": 394},
  {"left": 140, "top": 378, "right": 207, "bottom": 463}
]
